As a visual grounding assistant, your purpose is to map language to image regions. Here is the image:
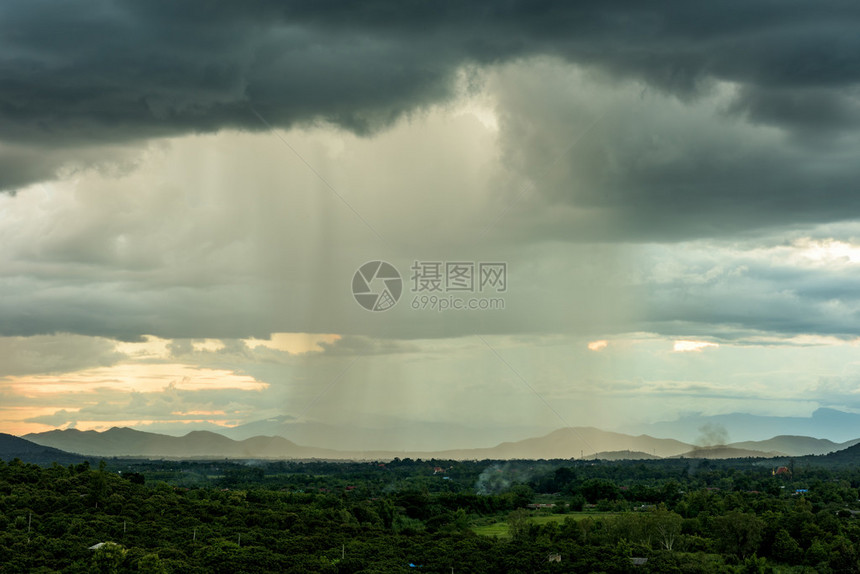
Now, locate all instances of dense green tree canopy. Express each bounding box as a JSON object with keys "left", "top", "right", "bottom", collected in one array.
[{"left": 1, "top": 455, "right": 860, "bottom": 572}]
